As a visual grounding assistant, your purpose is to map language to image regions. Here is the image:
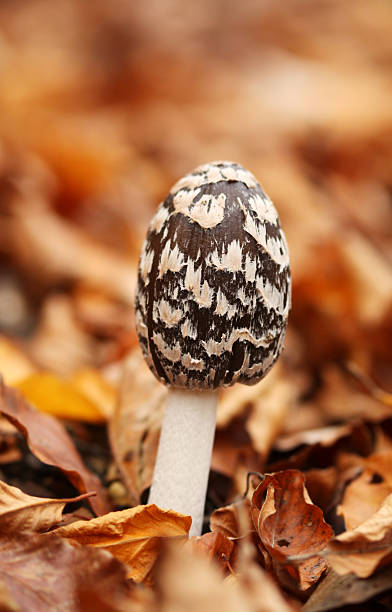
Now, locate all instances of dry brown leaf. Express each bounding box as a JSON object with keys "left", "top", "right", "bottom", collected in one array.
[
  {"left": 53, "top": 503, "right": 191, "bottom": 582},
  {"left": 303, "top": 567, "right": 392, "bottom": 612},
  {"left": 0, "top": 378, "right": 110, "bottom": 516},
  {"left": 0, "top": 533, "right": 128, "bottom": 612},
  {"left": 338, "top": 451, "right": 392, "bottom": 530},
  {"left": 189, "top": 532, "right": 234, "bottom": 572},
  {"left": 109, "top": 349, "right": 165, "bottom": 504},
  {"left": 0, "top": 480, "right": 92, "bottom": 534},
  {"left": 210, "top": 499, "right": 252, "bottom": 539},
  {"left": 16, "top": 371, "right": 105, "bottom": 423},
  {"left": 251, "top": 470, "right": 334, "bottom": 592},
  {"left": 323, "top": 493, "right": 392, "bottom": 578}
]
